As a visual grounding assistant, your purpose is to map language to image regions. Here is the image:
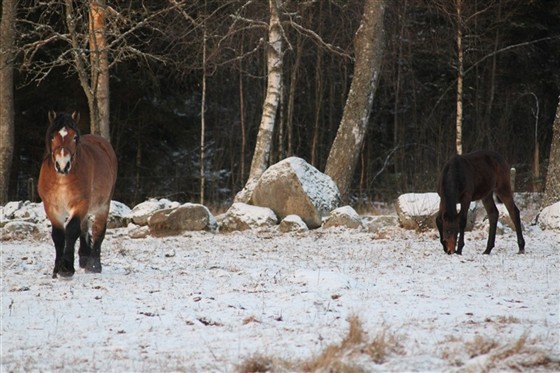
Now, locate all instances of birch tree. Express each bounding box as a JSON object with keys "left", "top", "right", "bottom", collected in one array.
[
  {"left": 0, "top": 0, "right": 16, "bottom": 204},
  {"left": 542, "top": 98, "right": 560, "bottom": 208},
  {"left": 235, "top": 0, "right": 283, "bottom": 203},
  {"left": 324, "top": 0, "right": 386, "bottom": 201}
]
